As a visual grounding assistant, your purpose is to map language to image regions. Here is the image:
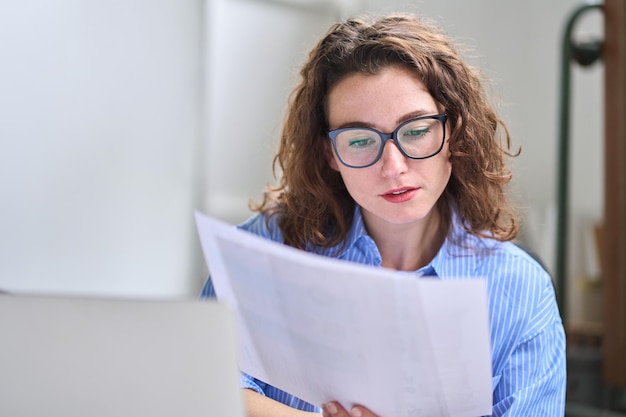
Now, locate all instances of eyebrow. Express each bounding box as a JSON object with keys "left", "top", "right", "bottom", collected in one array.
[{"left": 332, "top": 109, "right": 439, "bottom": 131}]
